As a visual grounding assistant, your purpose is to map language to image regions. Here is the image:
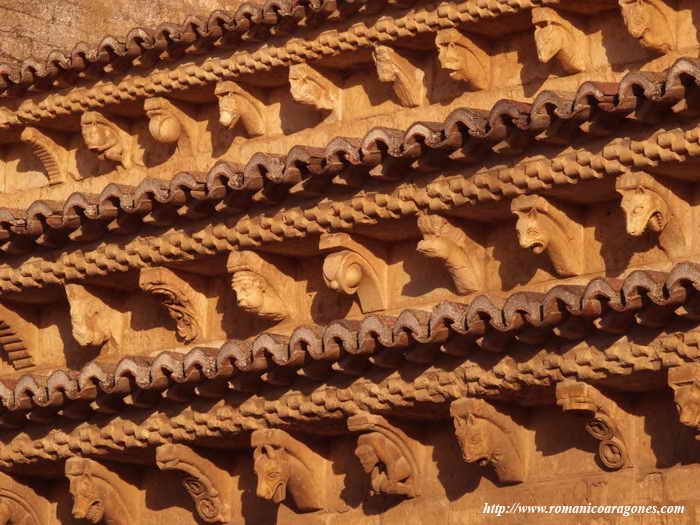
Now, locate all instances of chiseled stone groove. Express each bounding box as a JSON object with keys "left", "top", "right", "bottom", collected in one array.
[
  {"left": 4, "top": 0, "right": 548, "bottom": 123},
  {"left": 2, "top": 261, "right": 700, "bottom": 425}
]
